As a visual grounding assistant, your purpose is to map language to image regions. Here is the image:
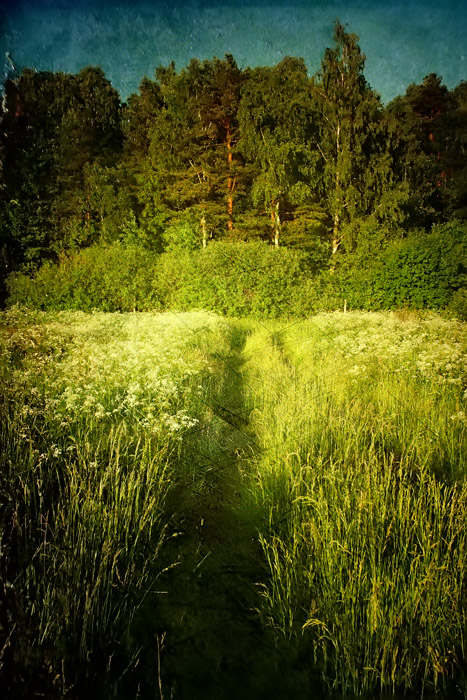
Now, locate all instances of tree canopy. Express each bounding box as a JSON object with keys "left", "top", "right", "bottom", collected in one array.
[{"left": 1, "top": 21, "right": 466, "bottom": 301}]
